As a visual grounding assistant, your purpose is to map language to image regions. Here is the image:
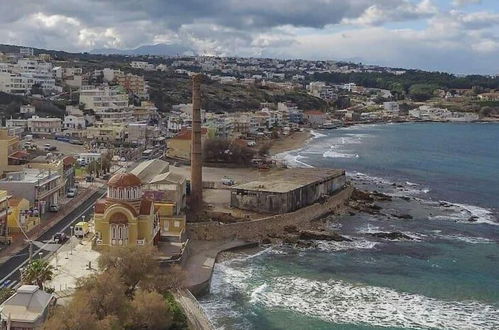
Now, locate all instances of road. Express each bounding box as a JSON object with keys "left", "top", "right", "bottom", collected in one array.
[{"left": 0, "top": 187, "right": 106, "bottom": 289}]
